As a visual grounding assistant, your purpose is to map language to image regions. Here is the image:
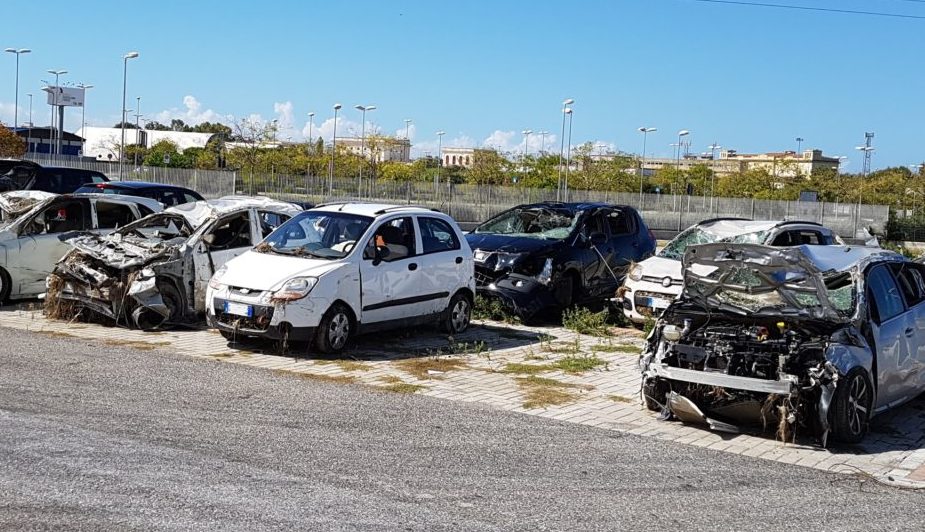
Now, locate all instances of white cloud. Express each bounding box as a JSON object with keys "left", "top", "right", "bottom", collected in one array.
[
  {"left": 394, "top": 123, "right": 415, "bottom": 141},
  {"left": 154, "top": 95, "right": 232, "bottom": 126},
  {"left": 0, "top": 101, "right": 20, "bottom": 127}
]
